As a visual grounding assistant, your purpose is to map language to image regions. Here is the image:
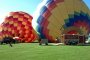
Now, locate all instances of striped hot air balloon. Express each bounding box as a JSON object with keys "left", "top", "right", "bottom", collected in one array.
[
  {"left": 36, "top": 0, "right": 90, "bottom": 42},
  {"left": 1, "top": 11, "right": 38, "bottom": 43}
]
